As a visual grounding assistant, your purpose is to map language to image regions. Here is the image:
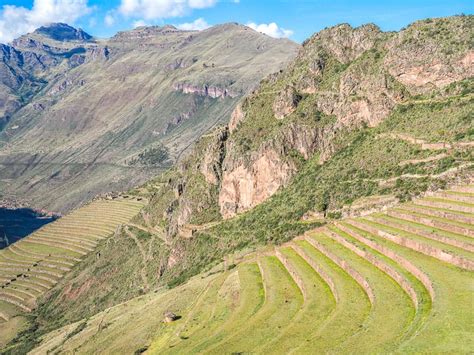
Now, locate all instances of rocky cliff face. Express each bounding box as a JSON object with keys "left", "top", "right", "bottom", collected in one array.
[
  {"left": 149, "top": 15, "right": 473, "bottom": 225},
  {"left": 218, "top": 146, "right": 296, "bottom": 218},
  {"left": 173, "top": 82, "right": 237, "bottom": 99},
  {"left": 218, "top": 119, "right": 340, "bottom": 218},
  {"left": 384, "top": 17, "right": 473, "bottom": 93},
  {"left": 219, "top": 16, "right": 474, "bottom": 218}
]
